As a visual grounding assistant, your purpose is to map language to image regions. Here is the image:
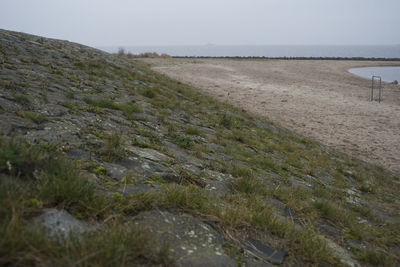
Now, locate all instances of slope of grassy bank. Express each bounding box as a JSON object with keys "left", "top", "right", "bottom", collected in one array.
[{"left": 0, "top": 29, "right": 399, "bottom": 266}]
